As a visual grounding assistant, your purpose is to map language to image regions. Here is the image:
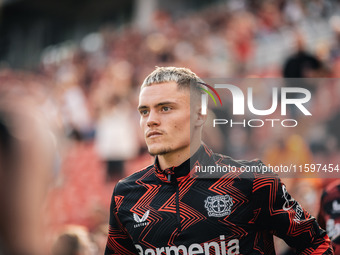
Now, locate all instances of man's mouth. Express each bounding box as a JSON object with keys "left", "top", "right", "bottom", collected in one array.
[{"left": 146, "top": 130, "right": 163, "bottom": 138}]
